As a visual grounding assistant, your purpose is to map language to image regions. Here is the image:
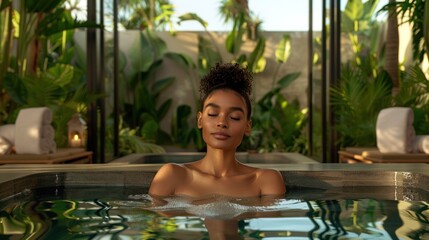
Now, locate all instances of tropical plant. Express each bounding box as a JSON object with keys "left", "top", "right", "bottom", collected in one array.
[
  {"left": 218, "top": 0, "right": 262, "bottom": 40},
  {"left": 87, "top": 29, "right": 179, "bottom": 154},
  {"left": 331, "top": 59, "right": 392, "bottom": 148},
  {"left": 244, "top": 74, "right": 308, "bottom": 152},
  {"left": 394, "top": 64, "right": 429, "bottom": 135},
  {"left": 178, "top": 8, "right": 266, "bottom": 77},
  {"left": 342, "top": 0, "right": 384, "bottom": 66},
  {"left": 332, "top": 58, "right": 429, "bottom": 149},
  {"left": 171, "top": 104, "right": 204, "bottom": 150},
  {"left": 333, "top": 0, "right": 388, "bottom": 148},
  {"left": 117, "top": 0, "right": 175, "bottom": 31},
  {"left": 379, "top": 0, "right": 429, "bottom": 63},
  {"left": 111, "top": 3, "right": 211, "bottom": 152},
  {"left": 114, "top": 117, "right": 166, "bottom": 155},
  {"left": 163, "top": 52, "right": 205, "bottom": 150},
  {"left": 0, "top": 0, "right": 99, "bottom": 146},
  {"left": 241, "top": 34, "right": 307, "bottom": 153}
]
